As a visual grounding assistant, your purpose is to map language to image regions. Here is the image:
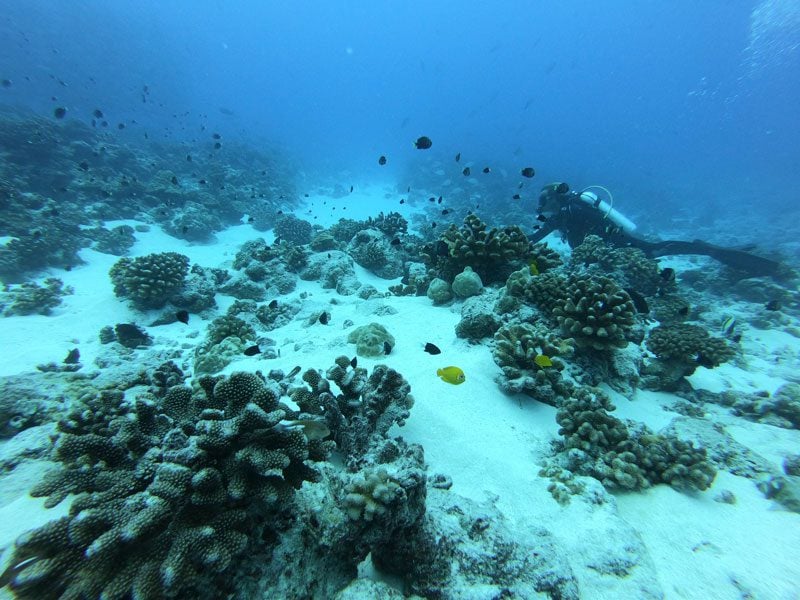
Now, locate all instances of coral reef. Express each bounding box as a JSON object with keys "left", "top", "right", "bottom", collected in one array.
[
  {"left": 422, "top": 214, "right": 531, "bottom": 284},
  {"left": 365, "top": 211, "right": 408, "bottom": 238},
  {"left": 109, "top": 252, "right": 190, "bottom": 310},
  {"left": 289, "top": 357, "right": 414, "bottom": 465},
  {"left": 274, "top": 214, "right": 313, "bottom": 245},
  {"left": 571, "top": 235, "right": 661, "bottom": 295},
  {"left": 552, "top": 387, "right": 717, "bottom": 491},
  {"left": 552, "top": 274, "right": 636, "bottom": 351},
  {"left": 328, "top": 218, "right": 366, "bottom": 244},
  {"left": 347, "top": 324, "right": 395, "bottom": 358},
  {"left": 492, "top": 322, "right": 574, "bottom": 404},
  {"left": 346, "top": 229, "right": 403, "bottom": 278},
  {"left": 426, "top": 277, "right": 452, "bottom": 305},
  {"left": 455, "top": 293, "right": 502, "bottom": 341},
  {"left": 451, "top": 266, "right": 483, "bottom": 298},
  {"left": 1, "top": 277, "right": 72, "bottom": 316},
  {"left": 88, "top": 224, "right": 136, "bottom": 255},
  {"left": 300, "top": 251, "right": 361, "bottom": 295},
  {"left": 5, "top": 371, "right": 323, "bottom": 599},
  {"left": 643, "top": 324, "right": 735, "bottom": 391}
]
